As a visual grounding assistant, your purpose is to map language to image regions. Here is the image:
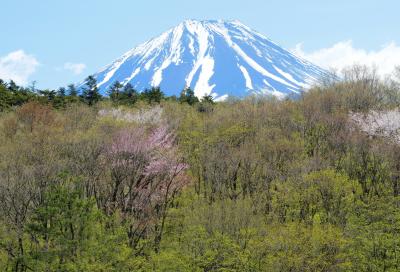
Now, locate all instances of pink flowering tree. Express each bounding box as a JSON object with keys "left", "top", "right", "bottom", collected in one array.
[{"left": 103, "top": 124, "right": 188, "bottom": 251}]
